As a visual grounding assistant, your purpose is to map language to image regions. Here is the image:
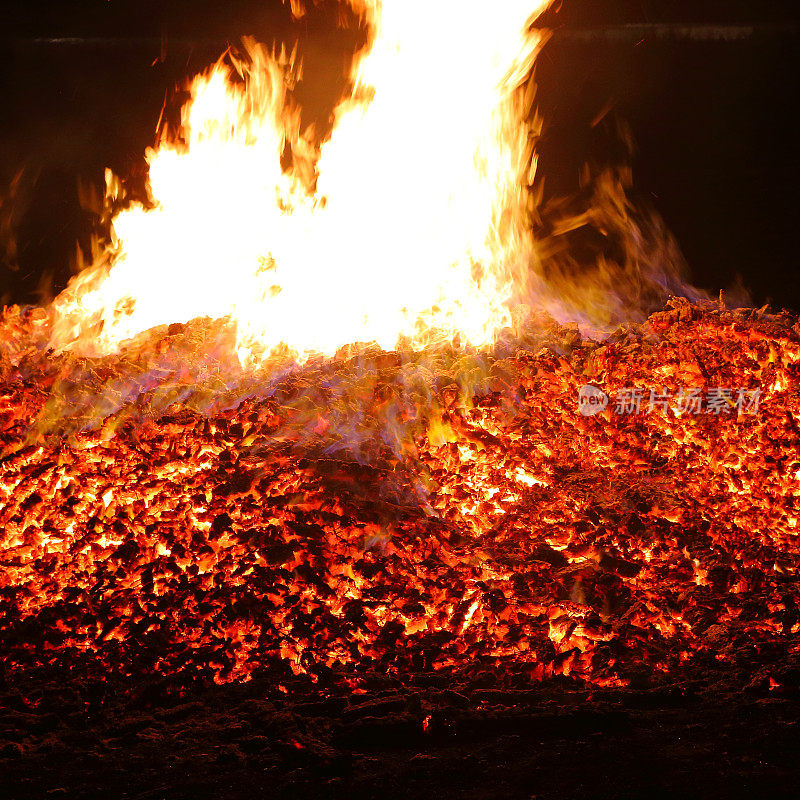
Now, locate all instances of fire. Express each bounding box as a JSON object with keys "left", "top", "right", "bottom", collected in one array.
[
  {"left": 51, "top": 0, "right": 551, "bottom": 364},
  {"left": 6, "top": 0, "right": 797, "bottom": 710}
]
